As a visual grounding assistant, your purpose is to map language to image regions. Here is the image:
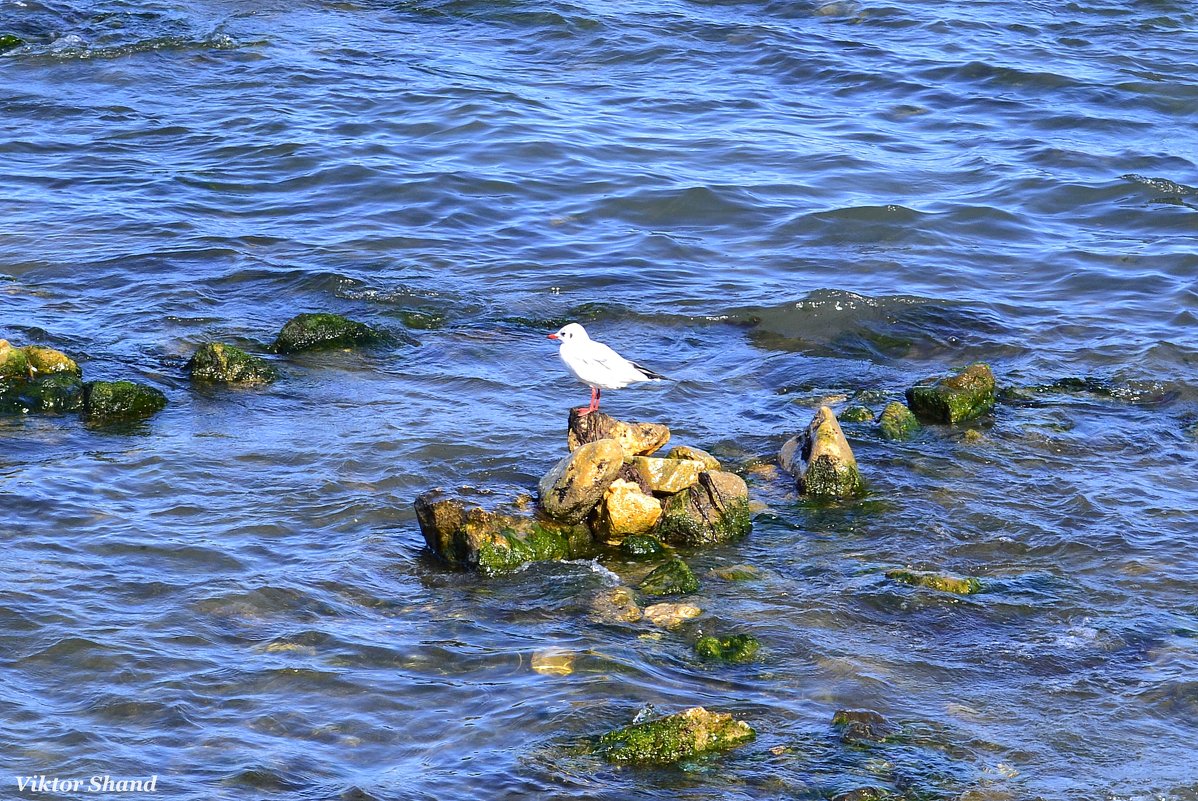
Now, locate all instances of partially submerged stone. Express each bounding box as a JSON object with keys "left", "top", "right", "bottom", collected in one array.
[
  {"left": 710, "top": 564, "right": 761, "bottom": 582},
  {"left": 832, "top": 709, "right": 899, "bottom": 744},
  {"left": 906, "top": 362, "right": 997, "bottom": 424},
  {"left": 0, "top": 340, "right": 30, "bottom": 380},
  {"left": 620, "top": 534, "right": 665, "bottom": 559},
  {"left": 23, "top": 345, "right": 80, "bottom": 376},
  {"left": 631, "top": 456, "right": 704, "bottom": 494},
  {"left": 886, "top": 569, "right": 981, "bottom": 595},
  {"left": 81, "top": 380, "right": 167, "bottom": 423},
  {"left": 0, "top": 33, "right": 24, "bottom": 52},
  {"left": 4, "top": 373, "right": 84, "bottom": 413},
  {"left": 187, "top": 343, "right": 277, "bottom": 384},
  {"left": 643, "top": 602, "right": 701, "bottom": 628},
  {"left": 666, "top": 445, "right": 721, "bottom": 471},
  {"left": 840, "top": 405, "right": 875, "bottom": 423},
  {"left": 531, "top": 649, "right": 575, "bottom": 676},
  {"left": 695, "top": 634, "right": 760, "bottom": 664},
  {"left": 596, "top": 706, "right": 755, "bottom": 764},
  {"left": 878, "top": 401, "right": 919, "bottom": 441},
  {"left": 779, "top": 406, "right": 864, "bottom": 498},
  {"left": 638, "top": 557, "right": 698, "bottom": 597},
  {"left": 272, "top": 312, "right": 382, "bottom": 354},
  {"left": 657, "top": 470, "right": 751, "bottom": 546},
  {"left": 538, "top": 438, "right": 625, "bottom": 523},
  {"left": 567, "top": 409, "right": 669, "bottom": 457},
  {"left": 590, "top": 586, "right": 643, "bottom": 624},
  {"left": 594, "top": 479, "right": 662, "bottom": 539}
]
